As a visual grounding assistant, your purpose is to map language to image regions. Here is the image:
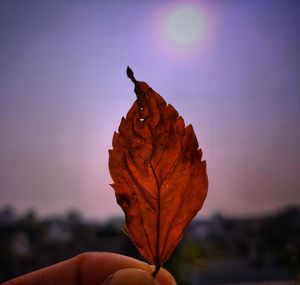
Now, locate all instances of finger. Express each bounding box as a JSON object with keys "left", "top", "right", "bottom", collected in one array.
[
  {"left": 78, "top": 252, "right": 176, "bottom": 285},
  {"left": 2, "top": 256, "right": 80, "bottom": 285},
  {"left": 2, "top": 252, "right": 176, "bottom": 285}
]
